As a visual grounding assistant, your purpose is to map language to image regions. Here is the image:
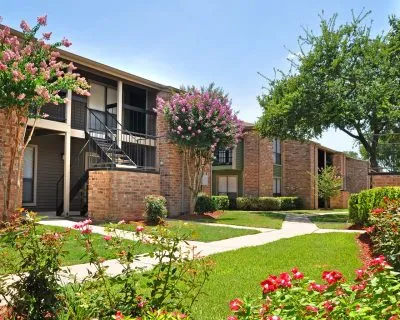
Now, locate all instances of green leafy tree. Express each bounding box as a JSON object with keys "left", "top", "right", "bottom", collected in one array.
[
  {"left": 317, "top": 166, "right": 342, "bottom": 209},
  {"left": 343, "top": 151, "right": 360, "bottom": 159},
  {"left": 257, "top": 10, "right": 400, "bottom": 170}
]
